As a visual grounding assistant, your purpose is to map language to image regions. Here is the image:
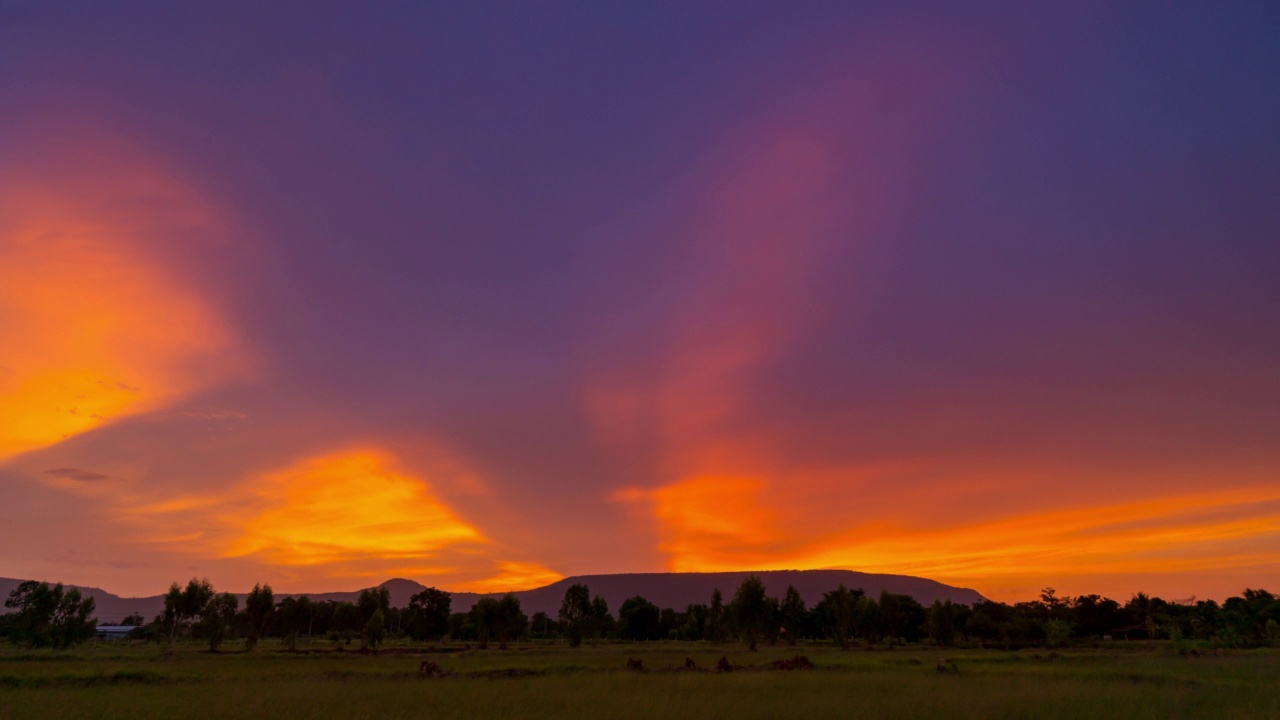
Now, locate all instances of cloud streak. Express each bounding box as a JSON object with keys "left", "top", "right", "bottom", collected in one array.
[{"left": 0, "top": 135, "right": 253, "bottom": 462}]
